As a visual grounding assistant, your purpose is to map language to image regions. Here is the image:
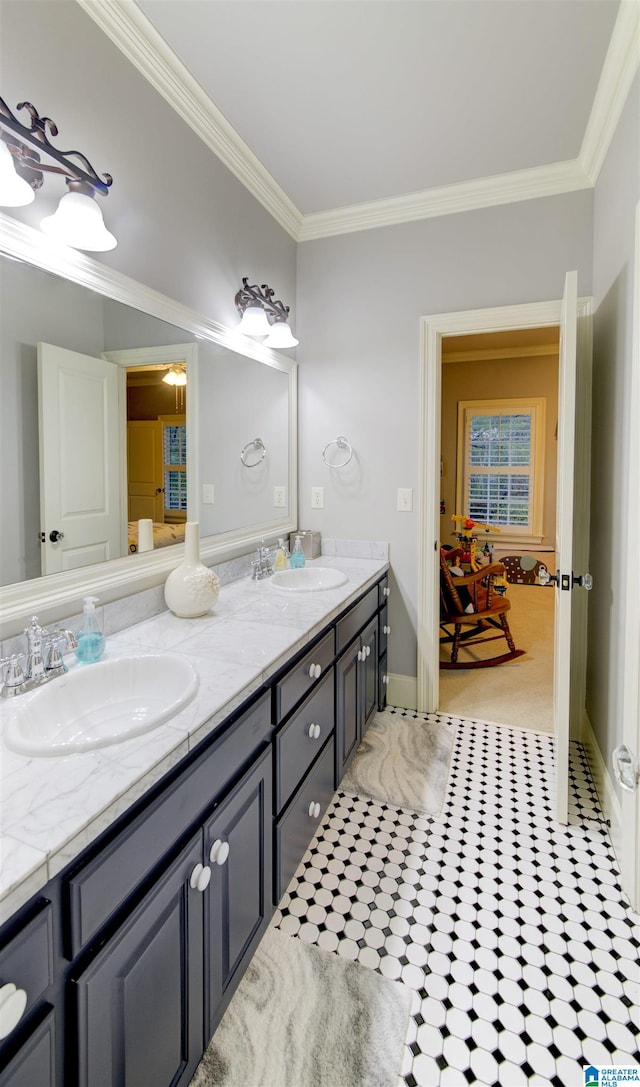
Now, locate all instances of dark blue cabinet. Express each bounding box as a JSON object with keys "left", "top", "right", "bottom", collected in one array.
[
  {"left": 204, "top": 748, "right": 272, "bottom": 1041},
  {"left": 336, "top": 615, "right": 379, "bottom": 782}
]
